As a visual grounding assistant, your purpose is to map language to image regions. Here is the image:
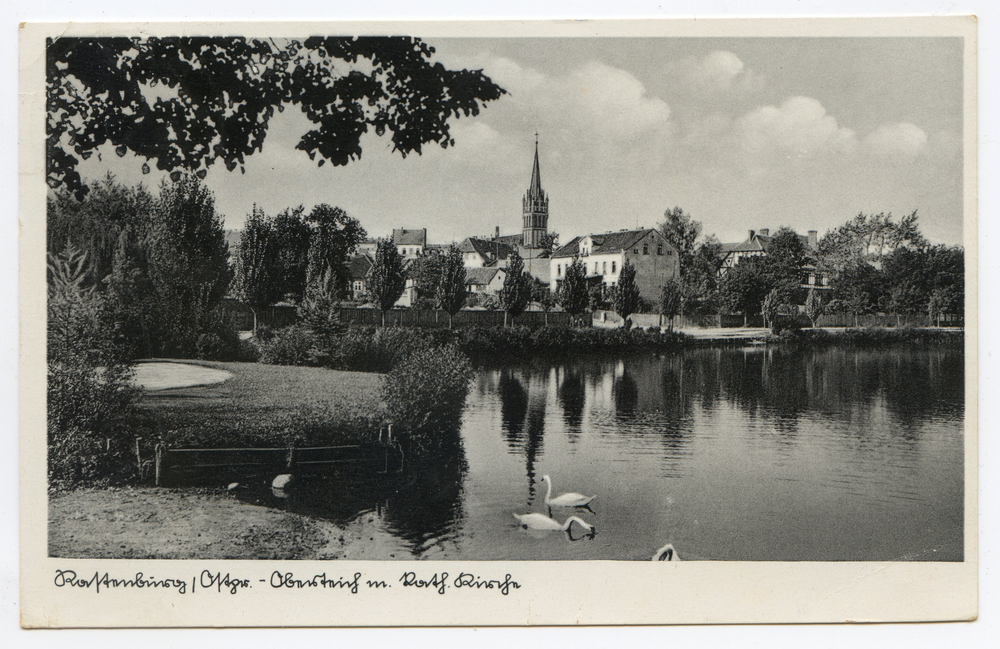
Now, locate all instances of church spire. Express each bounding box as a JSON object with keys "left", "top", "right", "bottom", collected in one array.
[
  {"left": 528, "top": 132, "right": 543, "bottom": 200},
  {"left": 522, "top": 133, "right": 549, "bottom": 249}
]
